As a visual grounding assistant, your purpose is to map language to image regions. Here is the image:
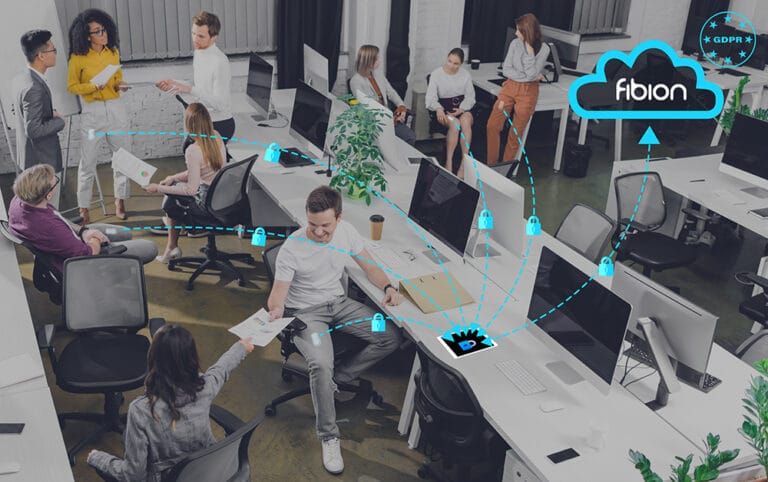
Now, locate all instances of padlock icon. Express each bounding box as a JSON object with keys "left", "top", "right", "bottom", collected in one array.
[
  {"left": 251, "top": 227, "right": 266, "bottom": 247},
  {"left": 598, "top": 256, "right": 614, "bottom": 277},
  {"left": 458, "top": 340, "right": 476, "bottom": 351},
  {"left": 265, "top": 142, "right": 281, "bottom": 163},
  {"left": 372, "top": 313, "right": 386, "bottom": 332},
  {"left": 526, "top": 216, "right": 542, "bottom": 236},
  {"left": 478, "top": 209, "right": 494, "bottom": 230}
]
